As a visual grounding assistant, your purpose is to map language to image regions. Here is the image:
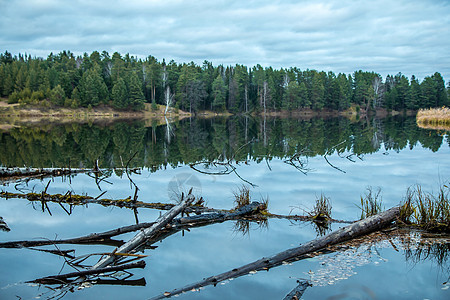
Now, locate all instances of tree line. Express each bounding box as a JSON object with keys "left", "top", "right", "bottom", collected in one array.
[{"left": 0, "top": 50, "right": 448, "bottom": 112}]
